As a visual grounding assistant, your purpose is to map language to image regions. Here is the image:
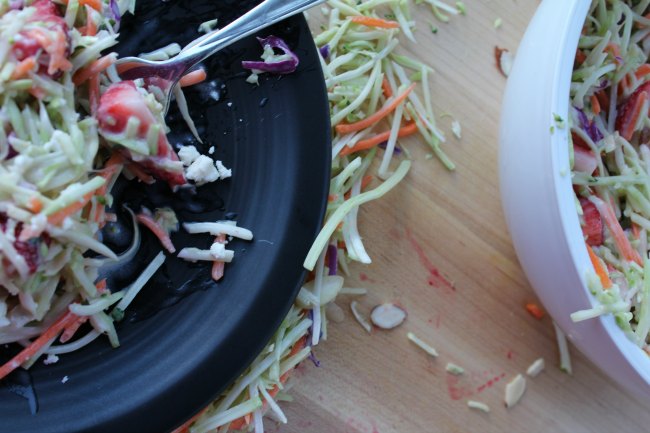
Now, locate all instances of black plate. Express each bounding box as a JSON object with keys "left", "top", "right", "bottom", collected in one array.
[{"left": 0, "top": 1, "right": 329, "bottom": 432}]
